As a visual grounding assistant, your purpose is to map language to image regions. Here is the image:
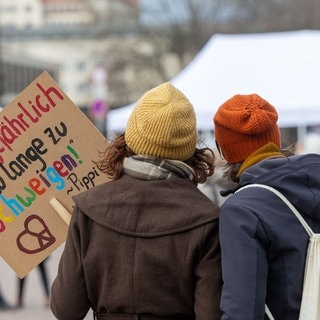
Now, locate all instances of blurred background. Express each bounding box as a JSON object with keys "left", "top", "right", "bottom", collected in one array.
[
  {"left": 1, "top": 0, "right": 320, "bottom": 316},
  {"left": 1, "top": 0, "right": 320, "bottom": 149}
]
